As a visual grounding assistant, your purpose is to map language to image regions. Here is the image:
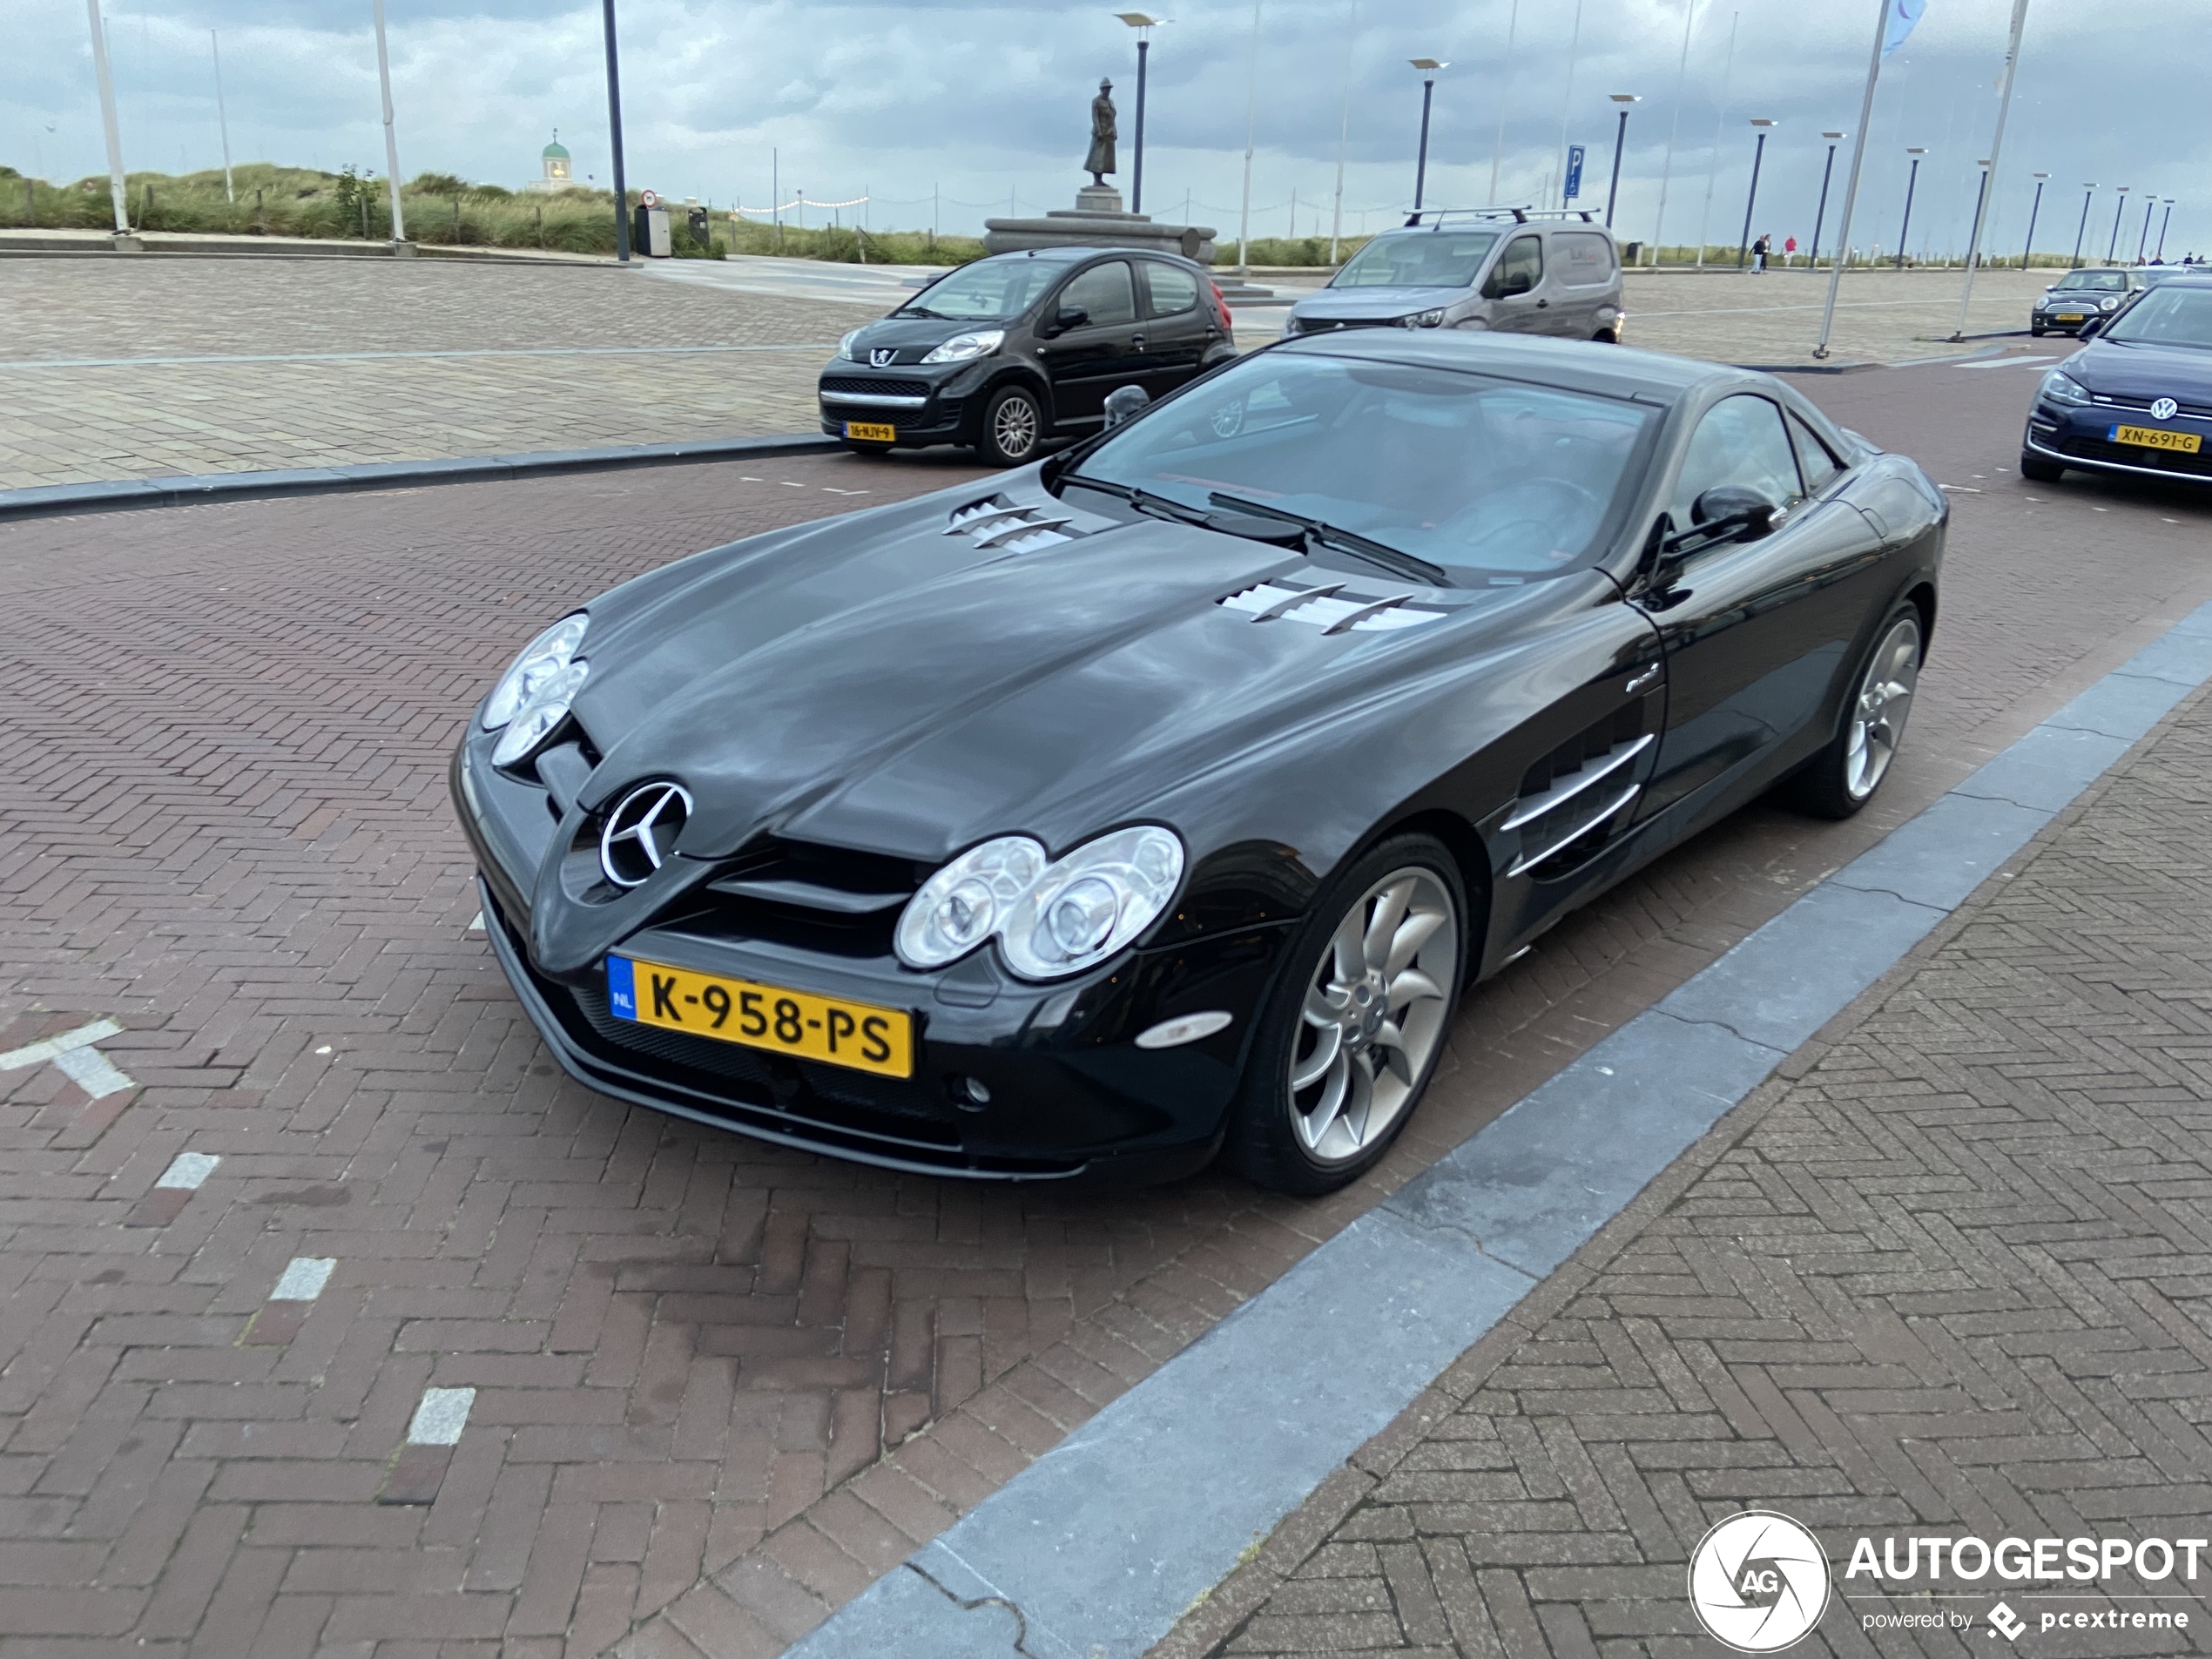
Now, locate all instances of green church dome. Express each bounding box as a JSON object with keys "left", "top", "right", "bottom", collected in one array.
[{"left": 543, "top": 138, "right": 570, "bottom": 159}]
